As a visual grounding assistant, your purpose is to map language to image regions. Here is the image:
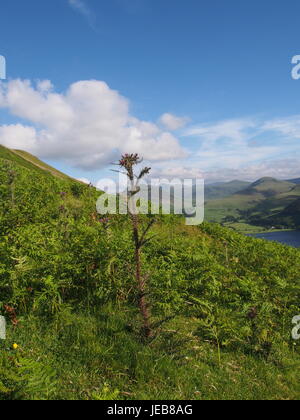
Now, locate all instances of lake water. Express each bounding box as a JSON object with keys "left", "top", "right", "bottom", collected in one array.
[{"left": 250, "top": 231, "right": 300, "bottom": 248}]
